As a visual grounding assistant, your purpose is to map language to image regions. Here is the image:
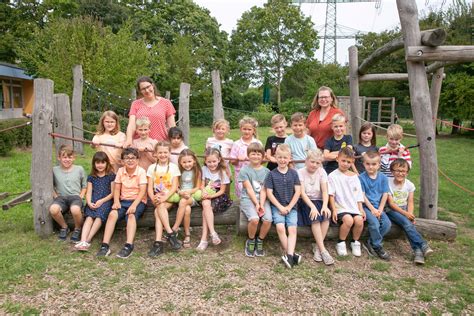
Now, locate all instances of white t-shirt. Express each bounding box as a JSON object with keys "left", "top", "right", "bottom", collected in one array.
[
  {"left": 146, "top": 162, "right": 181, "bottom": 194},
  {"left": 388, "top": 177, "right": 415, "bottom": 208},
  {"left": 202, "top": 166, "right": 230, "bottom": 191},
  {"left": 328, "top": 169, "right": 364, "bottom": 215},
  {"left": 298, "top": 167, "right": 328, "bottom": 200},
  {"left": 206, "top": 137, "right": 234, "bottom": 159},
  {"left": 170, "top": 143, "right": 188, "bottom": 166}
]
